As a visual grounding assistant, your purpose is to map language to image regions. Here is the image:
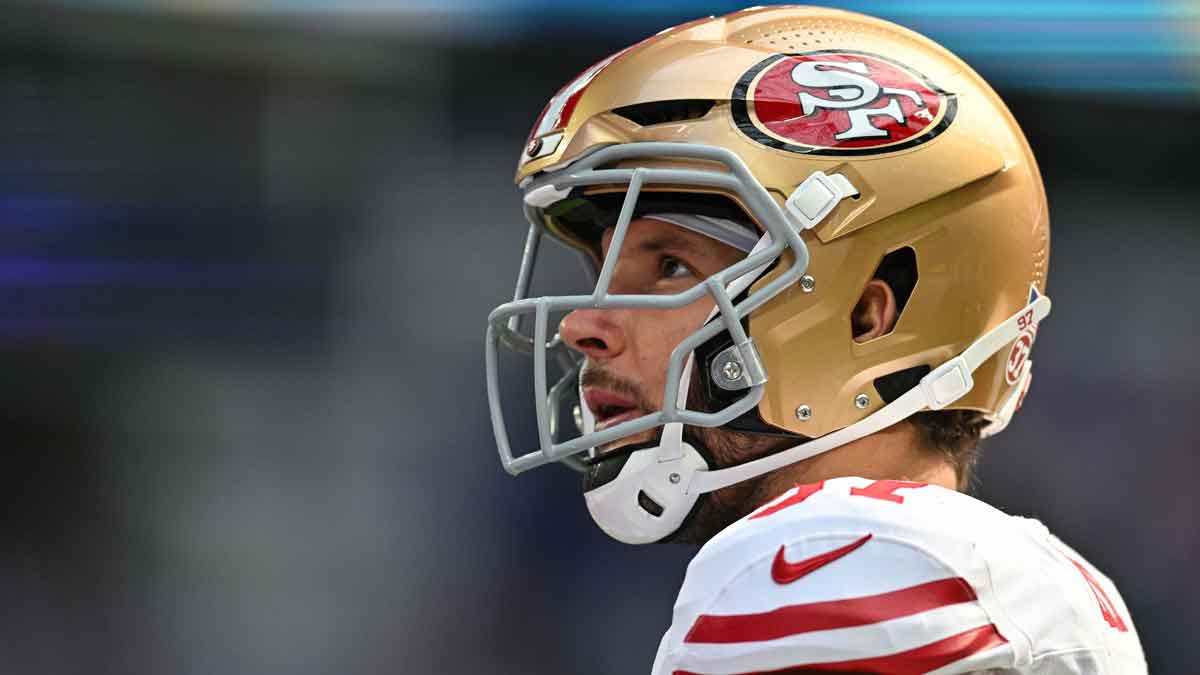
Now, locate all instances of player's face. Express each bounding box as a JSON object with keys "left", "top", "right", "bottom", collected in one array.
[{"left": 558, "top": 217, "right": 746, "bottom": 455}]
